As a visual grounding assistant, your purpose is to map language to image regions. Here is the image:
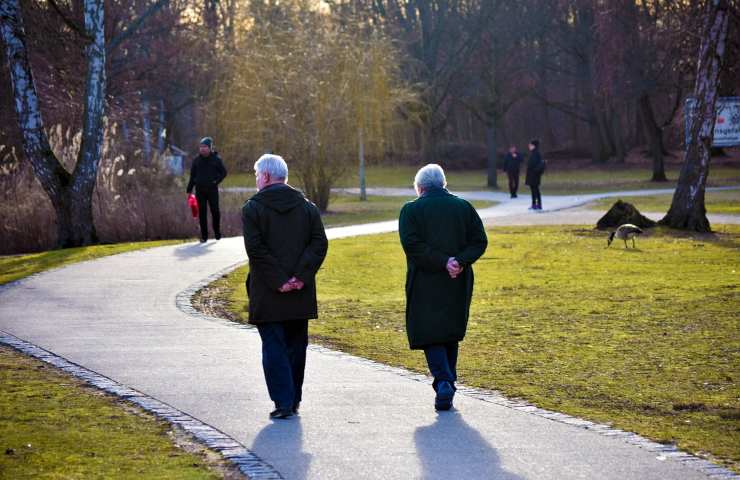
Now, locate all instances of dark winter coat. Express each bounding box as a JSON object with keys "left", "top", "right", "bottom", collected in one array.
[
  {"left": 503, "top": 152, "right": 523, "bottom": 174},
  {"left": 186, "top": 153, "right": 228, "bottom": 193},
  {"left": 525, "top": 149, "right": 545, "bottom": 187},
  {"left": 242, "top": 183, "right": 328, "bottom": 324},
  {"left": 399, "top": 188, "right": 488, "bottom": 349}
]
